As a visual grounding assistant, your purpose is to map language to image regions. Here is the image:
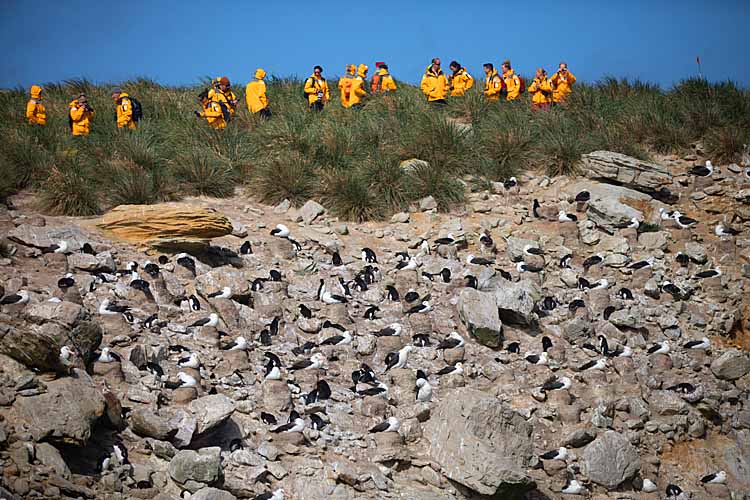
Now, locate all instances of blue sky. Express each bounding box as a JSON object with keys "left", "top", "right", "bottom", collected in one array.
[{"left": 2, "top": 0, "right": 748, "bottom": 89}]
